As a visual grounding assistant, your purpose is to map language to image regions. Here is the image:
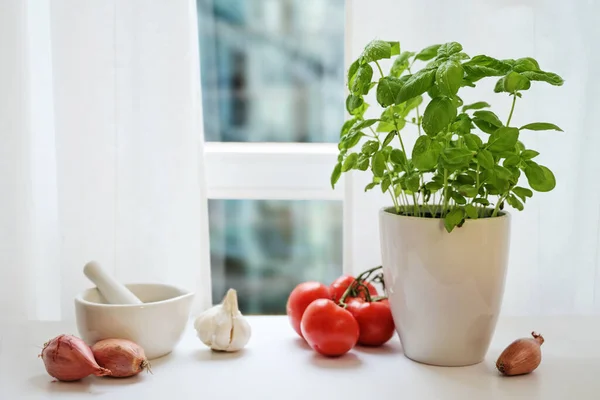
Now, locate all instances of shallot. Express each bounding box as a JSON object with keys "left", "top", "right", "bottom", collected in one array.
[
  {"left": 496, "top": 331, "right": 544, "bottom": 376},
  {"left": 91, "top": 338, "right": 149, "bottom": 378},
  {"left": 40, "top": 335, "right": 111, "bottom": 382}
]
